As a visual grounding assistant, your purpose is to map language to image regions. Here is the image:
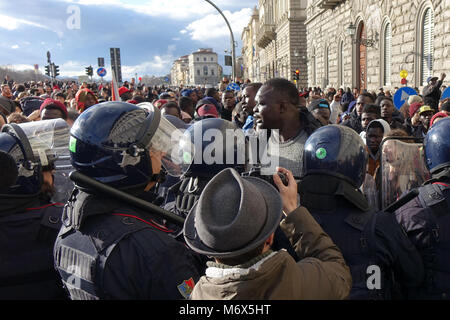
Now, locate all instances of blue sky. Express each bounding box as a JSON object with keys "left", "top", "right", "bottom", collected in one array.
[{"left": 0, "top": 0, "right": 255, "bottom": 81}]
